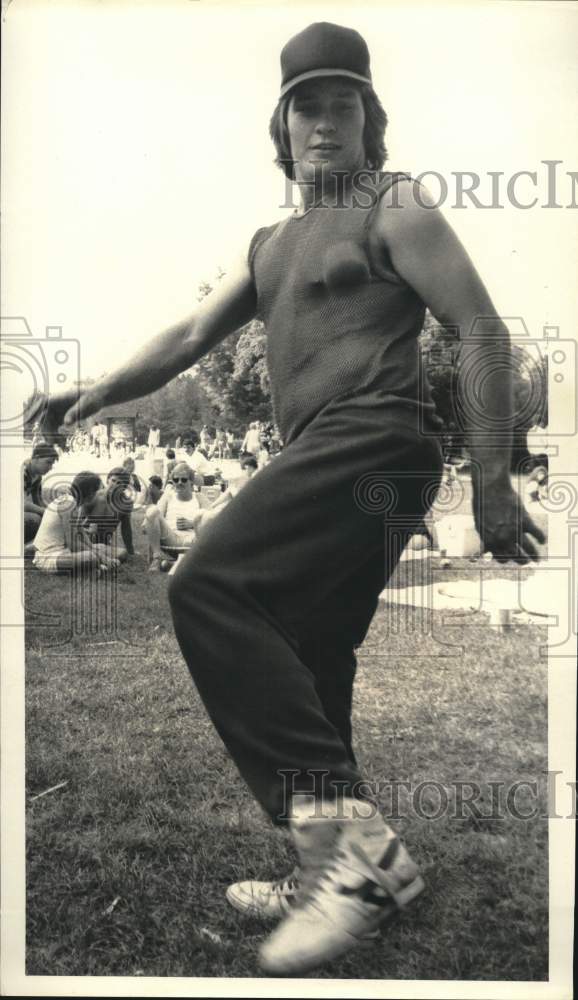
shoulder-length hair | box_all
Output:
[269,82,388,180]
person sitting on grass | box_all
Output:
[122,455,142,495]
[144,462,203,572]
[163,448,177,488]
[195,454,258,537]
[145,475,164,505]
[182,437,214,487]
[23,442,59,545]
[33,471,123,574]
[83,467,134,557]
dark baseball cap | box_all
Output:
[280,22,373,99]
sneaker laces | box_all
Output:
[296,838,406,914]
[269,867,300,895]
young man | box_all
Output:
[181,438,213,487]
[23,442,58,544]
[195,453,258,536]
[38,21,544,975]
[144,462,202,571]
[33,471,119,574]
[83,466,133,558]
[145,475,164,506]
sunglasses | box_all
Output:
[172,476,190,484]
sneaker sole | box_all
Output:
[226,886,382,943]
[225,884,294,919]
[258,873,425,974]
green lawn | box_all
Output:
[25,505,548,981]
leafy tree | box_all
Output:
[195,275,273,430]
[419,311,548,463]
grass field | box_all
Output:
[25,498,549,981]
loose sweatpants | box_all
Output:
[168,392,442,824]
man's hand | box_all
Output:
[29,386,104,440]
[92,543,120,569]
[176,516,198,531]
[24,501,46,517]
[474,483,546,564]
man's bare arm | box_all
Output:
[375,180,513,482]
[40,255,256,433]
[374,180,545,561]
[24,500,46,516]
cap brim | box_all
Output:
[280,68,373,98]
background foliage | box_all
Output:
[31,273,547,450]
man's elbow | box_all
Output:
[458,315,510,344]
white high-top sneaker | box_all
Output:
[226,815,338,921]
[226,867,301,919]
[258,796,425,976]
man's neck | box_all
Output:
[296,165,365,213]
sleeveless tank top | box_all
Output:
[248,171,440,445]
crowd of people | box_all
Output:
[23,420,546,577]
[25,18,549,978]
[22,435,262,575]
[47,417,283,470]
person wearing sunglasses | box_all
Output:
[143,462,203,571]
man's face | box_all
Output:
[184,445,194,455]
[34,455,56,476]
[148,482,162,504]
[287,78,366,187]
[82,487,102,514]
[172,467,193,499]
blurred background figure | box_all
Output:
[23,442,59,546]
[199,424,213,456]
[241,421,261,458]
[148,423,161,458]
[163,447,177,488]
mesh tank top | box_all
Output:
[248,171,440,445]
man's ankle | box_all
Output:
[291,794,378,823]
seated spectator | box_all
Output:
[33,471,124,574]
[122,455,143,505]
[145,475,164,506]
[23,443,58,544]
[163,448,177,488]
[182,438,215,487]
[196,454,258,535]
[86,467,135,556]
[144,463,203,572]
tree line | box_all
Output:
[28,271,547,452]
